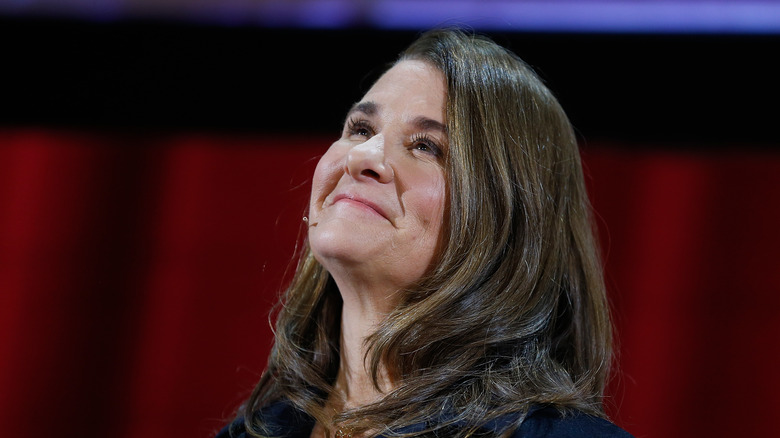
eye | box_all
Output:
[346,117,375,139]
[409,133,442,157]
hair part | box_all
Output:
[243,28,613,438]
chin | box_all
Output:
[309,221,382,267]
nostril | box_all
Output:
[361,169,381,180]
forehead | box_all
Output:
[359,60,446,123]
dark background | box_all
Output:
[4,17,779,144]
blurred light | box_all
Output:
[370,0,780,34]
[1,0,780,34]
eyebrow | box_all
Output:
[347,100,447,134]
[347,101,379,117]
[411,116,447,134]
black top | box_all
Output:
[216,401,633,438]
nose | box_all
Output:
[345,134,394,183]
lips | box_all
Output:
[332,193,389,220]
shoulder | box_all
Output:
[511,406,633,438]
[215,403,632,438]
[215,417,244,438]
[214,401,315,438]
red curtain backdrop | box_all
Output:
[1,128,778,438]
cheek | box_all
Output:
[310,145,344,212]
[412,173,447,233]
[421,176,447,266]
[428,182,446,232]
[399,175,446,280]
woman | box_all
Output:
[219,29,632,437]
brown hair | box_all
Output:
[242,29,612,437]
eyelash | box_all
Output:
[346,117,375,138]
[409,133,442,157]
[345,117,442,157]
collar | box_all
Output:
[238,400,542,438]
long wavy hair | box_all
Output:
[241,29,613,437]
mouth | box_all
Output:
[332,193,389,220]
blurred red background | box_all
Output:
[1,128,778,437]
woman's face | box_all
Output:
[308,60,447,290]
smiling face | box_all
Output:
[308,60,447,291]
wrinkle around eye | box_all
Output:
[408,134,446,162]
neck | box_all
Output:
[330,276,397,408]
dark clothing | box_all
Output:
[216,400,633,438]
